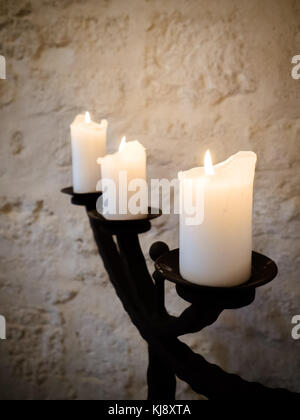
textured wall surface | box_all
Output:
[0,0,299,400]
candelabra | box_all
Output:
[62,187,300,400]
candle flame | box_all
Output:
[119,136,127,152]
[204,150,214,175]
[85,111,91,124]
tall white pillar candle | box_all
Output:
[98,137,147,220]
[71,112,107,194]
[178,151,257,287]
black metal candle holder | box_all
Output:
[62,187,300,400]
[153,247,277,308]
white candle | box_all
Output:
[71,112,107,194]
[98,137,147,220]
[178,151,257,287]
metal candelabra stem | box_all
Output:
[62,187,300,401]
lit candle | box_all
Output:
[97,137,147,220]
[70,112,107,194]
[178,151,257,287]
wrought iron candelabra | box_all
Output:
[62,187,300,400]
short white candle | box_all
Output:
[98,137,147,220]
[71,112,107,194]
[178,151,257,287]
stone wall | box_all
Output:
[0,0,299,399]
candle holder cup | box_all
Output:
[88,208,162,235]
[61,187,102,211]
[151,245,278,308]
[62,186,300,401]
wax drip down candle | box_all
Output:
[70,112,107,194]
[97,137,147,221]
[178,151,257,287]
